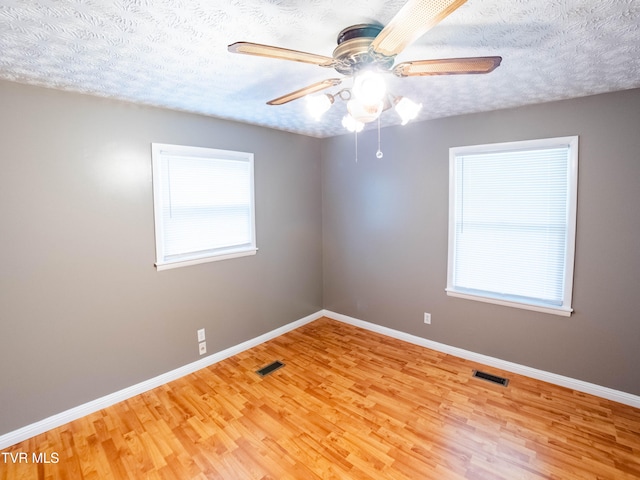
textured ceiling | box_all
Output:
[1,0,639,137]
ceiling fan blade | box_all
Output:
[228,42,335,67]
[393,56,502,77]
[267,78,342,106]
[370,0,468,57]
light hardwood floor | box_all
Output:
[2,317,640,479]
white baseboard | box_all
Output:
[3,308,638,450]
[0,310,323,450]
[321,309,640,409]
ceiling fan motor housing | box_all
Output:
[333,24,395,75]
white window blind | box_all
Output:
[152,144,256,270]
[447,136,578,316]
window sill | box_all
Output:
[156,248,257,271]
[445,289,573,317]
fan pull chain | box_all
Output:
[376,117,383,158]
[355,130,358,163]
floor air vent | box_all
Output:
[473,370,509,386]
[256,360,285,377]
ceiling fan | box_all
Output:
[228,0,501,129]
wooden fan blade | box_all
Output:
[393,56,502,77]
[370,0,468,57]
[267,78,342,106]
[228,42,335,67]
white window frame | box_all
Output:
[446,136,579,316]
[151,143,256,271]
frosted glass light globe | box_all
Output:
[352,71,387,106]
[395,96,422,125]
[342,114,364,132]
[306,94,333,120]
[347,99,383,124]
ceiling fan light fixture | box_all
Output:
[394,96,422,125]
[306,93,334,120]
[229,0,502,140]
[352,71,387,106]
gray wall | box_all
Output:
[322,88,640,396]
[2,80,639,438]
[0,80,323,435]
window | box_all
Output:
[151,143,256,270]
[447,136,578,316]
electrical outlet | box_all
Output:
[197,328,206,342]
[198,341,207,355]
[424,312,431,324]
